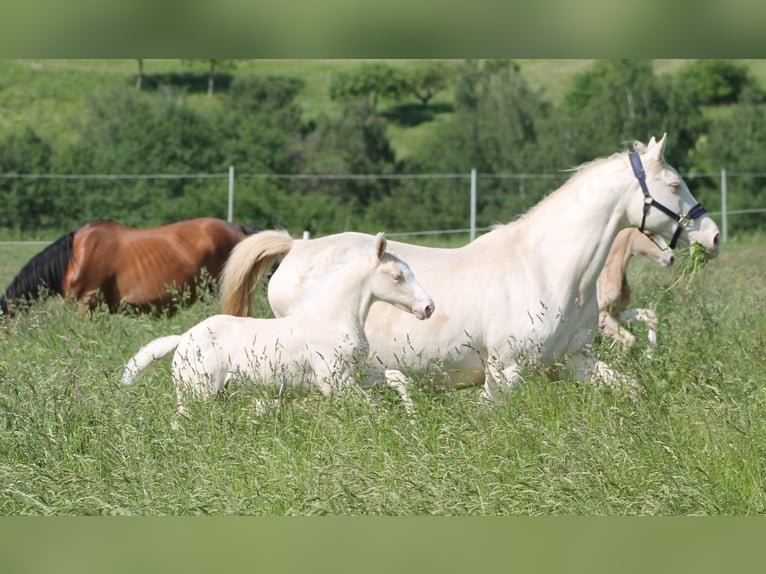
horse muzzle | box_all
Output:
[414,301,435,320]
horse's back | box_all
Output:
[66,218,248,310]
[270,232,478,317]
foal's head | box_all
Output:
[370,233,434,320]
[632,231,675,268]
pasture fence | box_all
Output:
[1,167,764,246]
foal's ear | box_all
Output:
[374,232,387,260]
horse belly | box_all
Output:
[119,263,196,307]
[364,304,486,389]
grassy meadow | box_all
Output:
[1,233,765,515]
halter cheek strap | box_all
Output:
[628,151,706,249]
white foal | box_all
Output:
[121,232,434,415]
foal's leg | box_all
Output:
[572,350,638,399]
[618,308,659,344]
[599,310,637,351]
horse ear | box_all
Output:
[645,133,668,164]
[375,232,387,260]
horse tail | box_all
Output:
[220,229,294,317]
[121,335,182,385]
[1,228,77,314]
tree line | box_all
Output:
[2,59,765,237]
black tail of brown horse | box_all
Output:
[0,228,78,315]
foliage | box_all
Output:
[301,101,397,217]
[0,128,55,231]
[413,60,557,223]
[677,60,764,106]
[406,61,452,107]
[329,62,409,110]
[689,90,766,232]
[1,59,766,236]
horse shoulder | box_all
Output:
[62,223,118,301]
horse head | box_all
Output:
[371,233,434,320]
[628,134,720,259]
[634,232,675,268]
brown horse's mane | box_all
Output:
[0,224,85,313]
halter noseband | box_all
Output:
[628,151,706,249]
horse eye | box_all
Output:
[391,272,402,282]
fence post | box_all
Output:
[227,165,234,222]
[470,168,477,242]
[721,168,727,243]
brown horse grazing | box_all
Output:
[1,218,260,316]
[597,228,675,351]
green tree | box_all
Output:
[690,87,766,231]
[329,63,408,111]
[411,60,554,225]
[0,128,55,231]
[407,61,452,107]
[555,59,706,167]
[302,101,397,215]
[215,75,306,173]
[677,60,763,106]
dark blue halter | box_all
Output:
[628,151,707,249]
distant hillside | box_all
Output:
[2,59,766,160]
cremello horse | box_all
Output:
[220,135,720,401]
[598,228,675,351]
[122,233,434,414]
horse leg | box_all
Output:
[599,310,637,351]
[618,308,659,344]
[361,368,415,415]
[480,359,523,403]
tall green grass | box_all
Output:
[1,238,765,515]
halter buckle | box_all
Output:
[644,196,653,205]
[678,215,691,229]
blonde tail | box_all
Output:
[219,229,294,316]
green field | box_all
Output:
[1,234,764,515]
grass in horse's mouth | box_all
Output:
[671,243,710,289]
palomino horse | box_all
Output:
[220,134,720,401]
[598,228,675,351]
[122,232,434,415]
[0,217,260,316]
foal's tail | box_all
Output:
[219,229,294,317]
[121,335,182,385]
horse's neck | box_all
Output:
[518,159,633,299]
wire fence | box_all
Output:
[1,168,764,245]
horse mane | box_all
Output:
[481,147,637,238]
[1,226,81,309]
